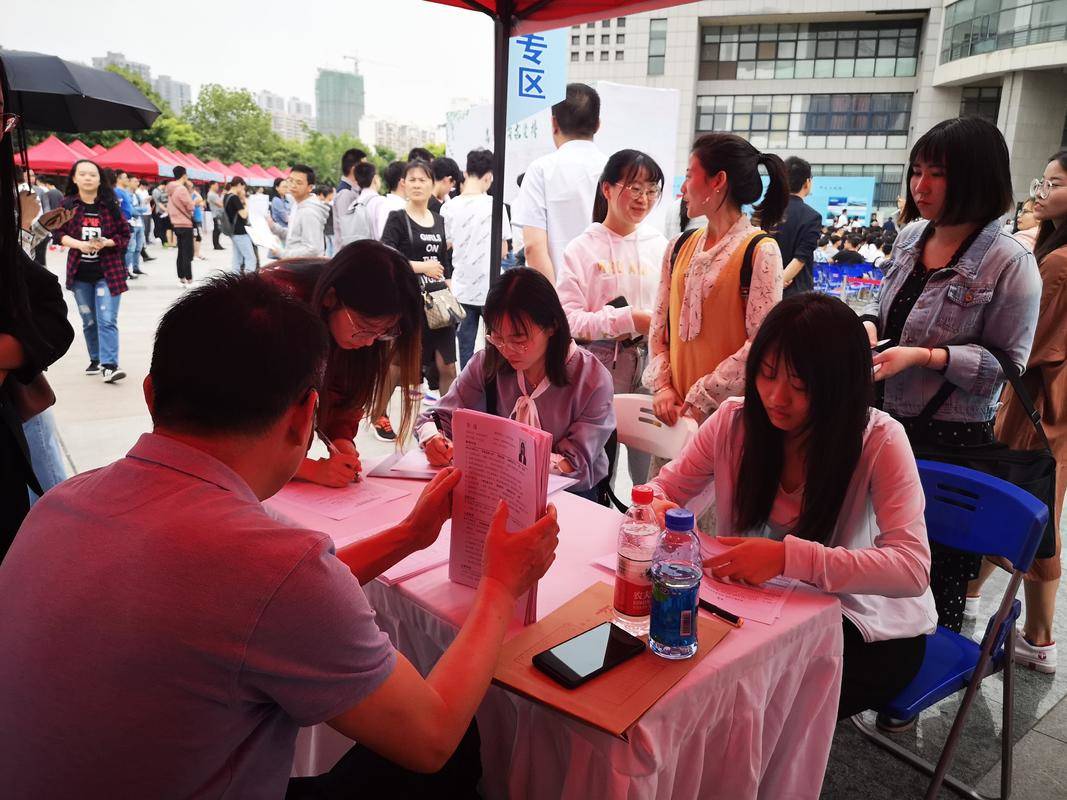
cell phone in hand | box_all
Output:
[532,622,645,689]
[606,295,629,309]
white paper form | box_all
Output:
[449,409,552,624]
[273,480,410,521]
[372,449,579,497]
[379,526,452,586]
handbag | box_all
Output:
[908,347,1058,560]
[403,213,466,330]
[5,373,57,423]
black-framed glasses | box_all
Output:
[1,113,20,140]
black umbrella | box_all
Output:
[1,49,160,133]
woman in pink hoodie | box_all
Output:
[557,150,667,484]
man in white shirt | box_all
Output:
[373,161,408,241]
[441,148,511,368]
[282,165,330,258]
[510,83,607,285]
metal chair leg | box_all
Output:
[1001,623,1015,800]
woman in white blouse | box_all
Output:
[650,293,937,719]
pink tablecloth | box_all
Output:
[268,474,844,800]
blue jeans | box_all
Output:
[231,233,255,273]
[458,304,482,369]
[23,409,67,505]
[126,225,145,272]
[72,279,121,366]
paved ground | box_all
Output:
[41,238,1067,799]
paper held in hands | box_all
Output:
[449,409,553,626]
[370,448,579,495]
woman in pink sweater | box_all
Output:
[649,293,937,720]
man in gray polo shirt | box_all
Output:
[0,275,559,798]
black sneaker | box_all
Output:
[85,361,100,375]
[142,253,155,261]
[372,415,397,442]
[100,365,127,384]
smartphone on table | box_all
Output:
[532,621,646,689]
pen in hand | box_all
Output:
[316,425,360,483]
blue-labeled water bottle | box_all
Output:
[649,508,702,660]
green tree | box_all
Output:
[426,142,446,159]
[297,131,378,188]
[184,84,280,165]
[373,145,398,164]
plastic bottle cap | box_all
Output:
[631,485,654,505]
[665,508,695,532]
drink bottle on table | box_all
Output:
[650,508,701,660]
[613,485,659,637]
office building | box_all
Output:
[359,116,440,155]
[92,52,151,83]
[256,91,316,142]
[152,74,193,114]
[315,66,365,137]
[567,2,1067,216]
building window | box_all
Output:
[695,93,913,151]
[601,51,610,61]
[585,51,594,62]
[616,50,625,60]
[617,17,627,28]
[699,20,921,81]
[586,35,594,45]
[960,86,1002,124]
[602,34,610,45]
[942,0,1067,64]
[649,18,668,75]
[571,51,579,62]
[602,19,611,27]
[586,22,595,28]
[810,163,906,206]
[571,35,579,45]
[617,34,625,44]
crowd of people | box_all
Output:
[1,64,1066,798]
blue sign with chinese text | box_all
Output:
[507,28,568,127]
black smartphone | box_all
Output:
[606,295,629,309]
[532,622,646,689]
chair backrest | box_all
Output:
[612,394,699,461]
[917,460,1049,572]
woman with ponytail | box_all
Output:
[0,61,75,559]
[557,149,667,484]
[644,133,787,432]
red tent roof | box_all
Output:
[247,164,274,180]
[204,160,232,178]
[15,135,79,173]
[179,152,224,182]
[139,141,176,167]
[266,166,286,179]
[91,144,107,155]
[227,162,254,179]
[68,139,97,159]
[423,0,684,33]
[96,138,165,179]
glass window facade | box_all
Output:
[696,93,913,150]
[649,18,668,75]
[810,163,907,206]
[699,21,922,80]
[960,86,1002,123]
[942,0,1067,62]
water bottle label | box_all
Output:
[613,554,652,617]
[650,580,699,648]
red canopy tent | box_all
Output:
[139,141,178,177]
[91,144,107,155]
[266,166,286,179]
[96,138,166,179]
[14,134,79,174]
[67,139,97,159]
[248,164,275,182]
[179,152,224,183]
[423,0,684,283]
[204,160,233,180]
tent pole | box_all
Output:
[489,3,513,288]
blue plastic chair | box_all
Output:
[852,460,1049,800]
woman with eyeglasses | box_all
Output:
[644,134,787,433]
[1013,197,1039,252]
[968,151,1067,674]
[859,117,1041,642]
[260,242,422,488]
[557,149,667,486]
[416,267,615,501]
[0,62,76,559]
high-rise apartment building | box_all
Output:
[567,2,1067,215]
[315,66,365,137]
[152,74,193,114]
[92,52,151,83]
[255,91,315,141]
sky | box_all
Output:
[2,0,496,128]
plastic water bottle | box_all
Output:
[649,508,702,660]
[612,485,659,636]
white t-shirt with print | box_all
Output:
[441,193,512,306]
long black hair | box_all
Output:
[63,159,120,215]
[690,133,790,230]
[592,149,664,223]
[0,59,34,336]
[734,293,873,543]
[1035,149,1067,263]
[483,267,572,387]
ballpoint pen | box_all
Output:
[315,424,360,483]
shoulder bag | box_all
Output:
[404,213,466,330]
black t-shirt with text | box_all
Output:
[74,203,104,284]
[381,209,452,281]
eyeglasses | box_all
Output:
[1030,178,1064,201]
[1,113,20,140]
[485,332,532,354]
[343,308,399,342]
[614,182,662,202]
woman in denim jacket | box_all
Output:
[860,118,1041,633]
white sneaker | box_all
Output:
[1015,632,1056,674]
[964,594,981,621]
[100,366,127,384]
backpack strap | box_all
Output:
[739,232,772,304]
[669,227,699,276]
